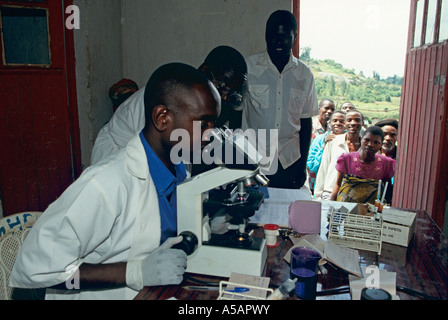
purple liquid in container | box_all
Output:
[291,267,317,300]
[290,247,321,300]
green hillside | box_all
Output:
[300,48,402,124]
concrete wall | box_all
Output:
[121,0,291,86]
[73,0,123,168]
[73,0,291,168]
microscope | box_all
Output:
[175,127,269,278]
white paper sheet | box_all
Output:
[249,187,312,226]
[349,267,399,300]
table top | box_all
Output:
[134,207,447,301]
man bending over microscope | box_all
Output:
[9,63,221,300]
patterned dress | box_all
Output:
[335,152,395,180]
[335,152,396,204]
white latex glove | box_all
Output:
[126,236,187,290]
[210,213,231,234]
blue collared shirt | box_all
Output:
[139,132,187,244]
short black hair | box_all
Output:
[330,110,346,120]
[143,62,210,126]
[347,109,364,122]
[363,125,385,140]
[340,101,355,110]
[319,99,335,108]
[266,10,297,35]
[375,118,399,130]
[204,46,247,77]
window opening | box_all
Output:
[413,0,425,47]
[0,6,50,66]
[439,0,448,41]
[425,0,438,44]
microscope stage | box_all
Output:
[204,232,264,251]
[185,237,267,278]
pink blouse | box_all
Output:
[335,152,396,180]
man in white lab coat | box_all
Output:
[9,63,221,300]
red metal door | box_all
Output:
[0,0,80,216]
[394,0,448,229]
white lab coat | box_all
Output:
[90,88,146,166]
[9,135,161,300]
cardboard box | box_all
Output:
[381,207,416,247]
[346,203,371,215]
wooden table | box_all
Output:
[135,208,447,300]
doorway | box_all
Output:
[0,0,81,216]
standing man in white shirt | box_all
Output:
[241,10,319,189]
[314,109,363,200]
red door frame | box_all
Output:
[63,0,82,179]
[293,0,300,58]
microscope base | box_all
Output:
[185,238,267,278]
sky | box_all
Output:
[300,0,411,78]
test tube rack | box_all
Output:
[328,207,383,254]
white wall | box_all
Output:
[73,0,123,168]
[73,0,291,167]
[121,0,291,86]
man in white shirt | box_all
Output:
[90,46,247,166]
[312,99,335,139]
[241,10,319,189]
[9,63,221,300]
[314,110,363,199]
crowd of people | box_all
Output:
[308,99,398,204]
[9,10,398,300]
